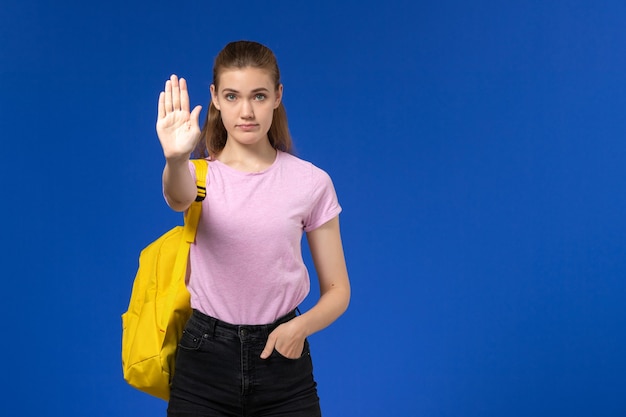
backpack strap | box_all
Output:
[183,159,209,243]
[191,159,208,202]
[162,159,208,329]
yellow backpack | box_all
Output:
[121,159,208,401]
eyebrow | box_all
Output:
[221,87,271,93]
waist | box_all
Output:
[188,308,297,340]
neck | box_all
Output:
[217,139,277,173]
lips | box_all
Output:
[237,124,259,131]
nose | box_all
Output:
[241,99,254,119]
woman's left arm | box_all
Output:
[260,216,351,359]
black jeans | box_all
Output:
[167,309,321,417]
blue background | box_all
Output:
[2,1,625,416]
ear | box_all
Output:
[274,84,283,109]
[210,84,221,111]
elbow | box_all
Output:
[164,193,194,212]
[341,284,351,314]
[331,281,351,316]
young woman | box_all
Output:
[156,40,350,417]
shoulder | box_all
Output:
[278,151,332,181]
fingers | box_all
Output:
[260,333,276,359]
[157,91,165,119]
[171,74,181,111]
[260,325,305,360]
[164,78,173,113]
[180,77,190,112]
[159,74,192,116]
[190,105,202,124]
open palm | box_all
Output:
[156,74,202,159]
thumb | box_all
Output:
[260,333,276,359]
[190,105,202,125]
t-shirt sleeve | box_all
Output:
[303,167,342,231]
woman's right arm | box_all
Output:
[162,157,196,212]
[156,74,203,212]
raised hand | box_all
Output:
[156,74,203,160]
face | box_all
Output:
[210,67,283,149]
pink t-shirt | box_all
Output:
[184,151,342,325]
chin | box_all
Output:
[230,132,269,144]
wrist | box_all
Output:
[164,153,191,166]
[292,314,313,339]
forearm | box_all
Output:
[162,155,196,212]
[298,216,351,337]
[298,282,351,338]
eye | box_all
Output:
[254,94,267,101]
[225,93,236,101]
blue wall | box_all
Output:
[2,1,625,415]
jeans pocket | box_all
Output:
[271,339,310,361]
[178,329,204,351]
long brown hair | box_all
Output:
[195,41,293,158]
